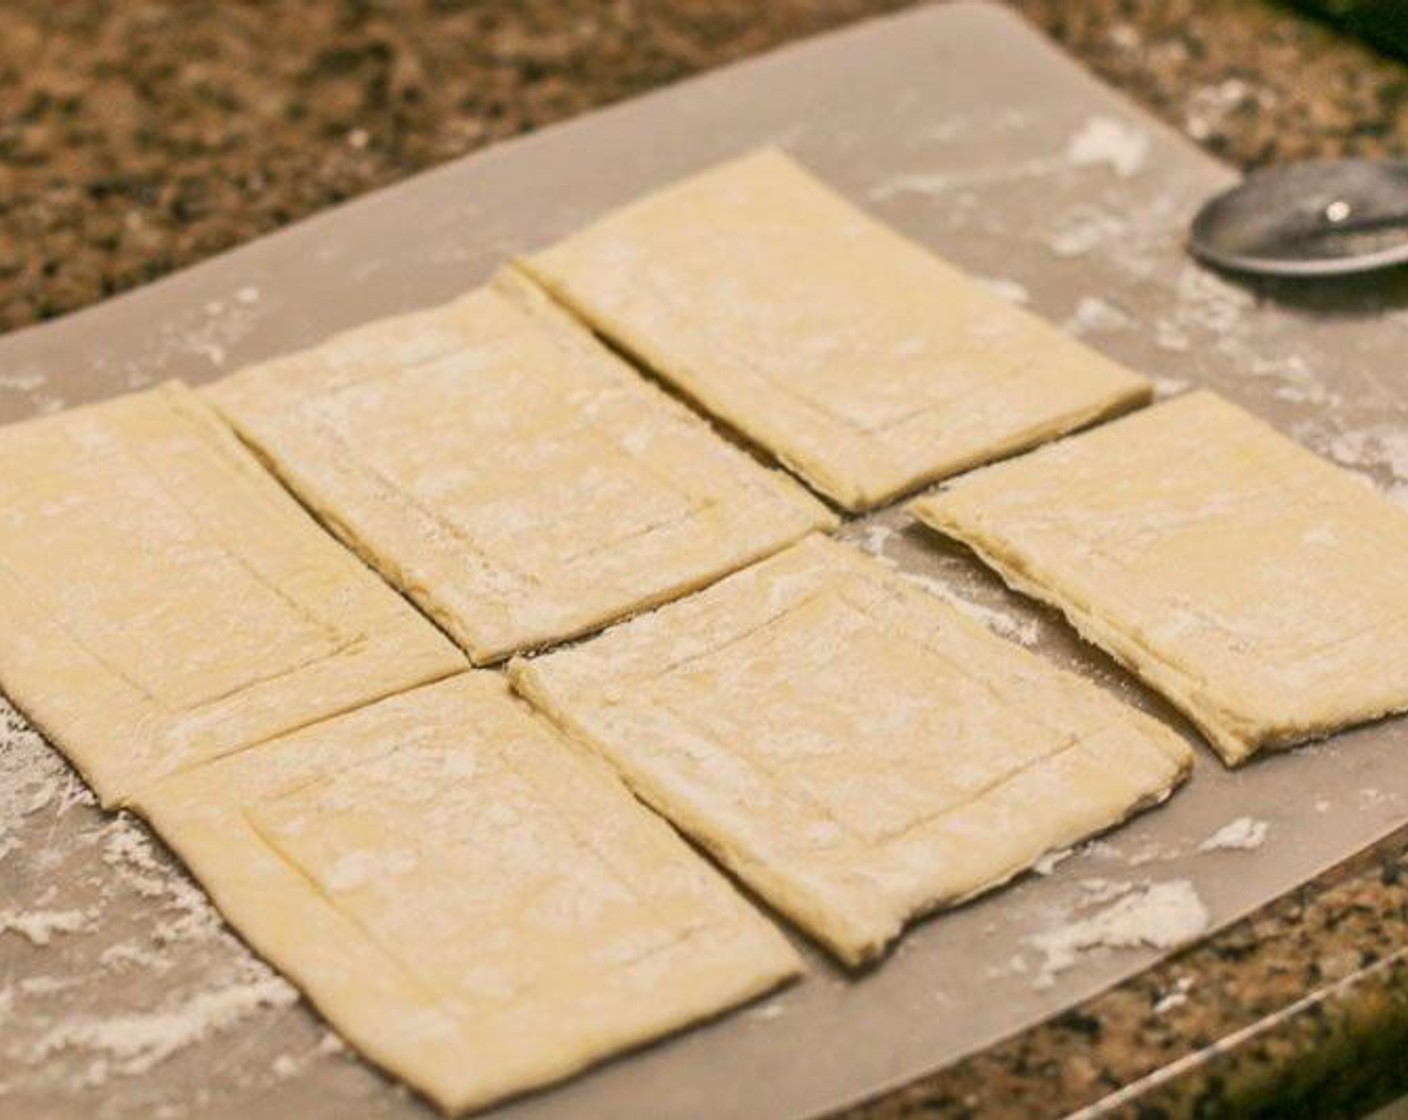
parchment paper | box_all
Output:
[2,4,1407,1118]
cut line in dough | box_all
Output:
[134,674,800,1115]
[208,268,834,665]
[910,390,1408,764]
[522,148,1151,511]
[0,382,464,807]
[510,535,1193,966]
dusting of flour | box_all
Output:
[979,277,1030,305]
[1064,295,1134,336]
[32,973,296,1081]
[1029,880,1210,988]
[899,568,1042,647]
[0,698,309,1106]
[848,520,1041,647]
[1198,817,1269,853]
[0,906,94,947]
[1153,975,1195,1014]
[1064,115,1149,178]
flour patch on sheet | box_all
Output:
[1029,880,1210,988]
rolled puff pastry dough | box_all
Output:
[133,674,799,1115]
[911,391,1408,764]
[0,382,463,807]
[510,536,1192,966]
[207,268,834,665]
[522,149,1150,511]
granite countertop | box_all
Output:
[3,1,1408,1116]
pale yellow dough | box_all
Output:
[134,674,799,1115]
[522,149,1150,511]
[510,536,1192,966]
[911,391,1408,765]
[208,268,833,664]
[0,382,463,806]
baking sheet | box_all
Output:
[2,3,1408,1117]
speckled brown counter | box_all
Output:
[4,1,1408,1116]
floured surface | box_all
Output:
[524,149,1149,511]
[912,392,1408,764]
[134,675,799,1114]
[209,270,831,664]
[512,536,1192,966]
[3,4,1408,1118]
[0,696,320,1117]
[1027,880,1210,987]
[0,382,462,807]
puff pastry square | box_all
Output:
[523,149,1150,511]
[208,269,833,664]
[511,536,1192,965]
[135,674,799,1115]
[911,391,1408,764]
[0,382,463,806]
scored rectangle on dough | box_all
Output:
[522,148,1151,512]
[207,267,834,665]
[133,673,800,1115]
[510,535,1193,966]
[0,382,464,807]
[910,390,1408,765]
